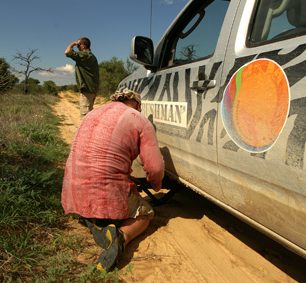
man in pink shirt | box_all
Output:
[61,88,164,272]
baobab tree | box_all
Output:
[13,49,52,94]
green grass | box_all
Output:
[0,93,123,282]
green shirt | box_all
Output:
[66,50,99,93]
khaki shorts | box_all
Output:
[82,193,154,227]
[80,92,96,116]
[128,192,154,218]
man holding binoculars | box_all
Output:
[65,37,99,117]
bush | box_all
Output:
[43,80,58,95]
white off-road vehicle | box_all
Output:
[119,0,306,259]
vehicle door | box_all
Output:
[217,0,306,255]
[130,0,235,200]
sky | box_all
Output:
[1,0,189,86]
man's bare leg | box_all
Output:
[119,215,151,247]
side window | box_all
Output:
[249,0,306,44]
[162,0,229,67]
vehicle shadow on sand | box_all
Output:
[117,182,208,269]
[118,178,306,282]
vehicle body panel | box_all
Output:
[119,0,306,258]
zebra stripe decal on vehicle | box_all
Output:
[120,44,306,169]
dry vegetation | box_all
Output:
[0,93,122,282]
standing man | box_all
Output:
[61,88,165,272]
[65,37,99,116]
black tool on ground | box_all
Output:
[130,176,179,206]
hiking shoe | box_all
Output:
[83,219,111,249]
[96,225,125,272]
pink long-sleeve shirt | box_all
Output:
[61,101,164,219]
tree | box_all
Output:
[179,44,198,61]
[13,49,52,94]
[43,80,58,95]
[0,58,18,94]
[18,77,42,94]
[58,84,78,92]
[99,57,129,96]
[125,58,138,75]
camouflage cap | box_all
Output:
[110,88,141,104]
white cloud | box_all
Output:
[36,64,75,85]
[162,0,188,5]
[39,64,74,77]
[56,64,75,74]
[162,0,175,5]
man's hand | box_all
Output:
[153,187,164,192]
[64,40,79,55]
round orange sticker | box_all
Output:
[221,59,290,153]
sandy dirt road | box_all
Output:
[53,91,306,283]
